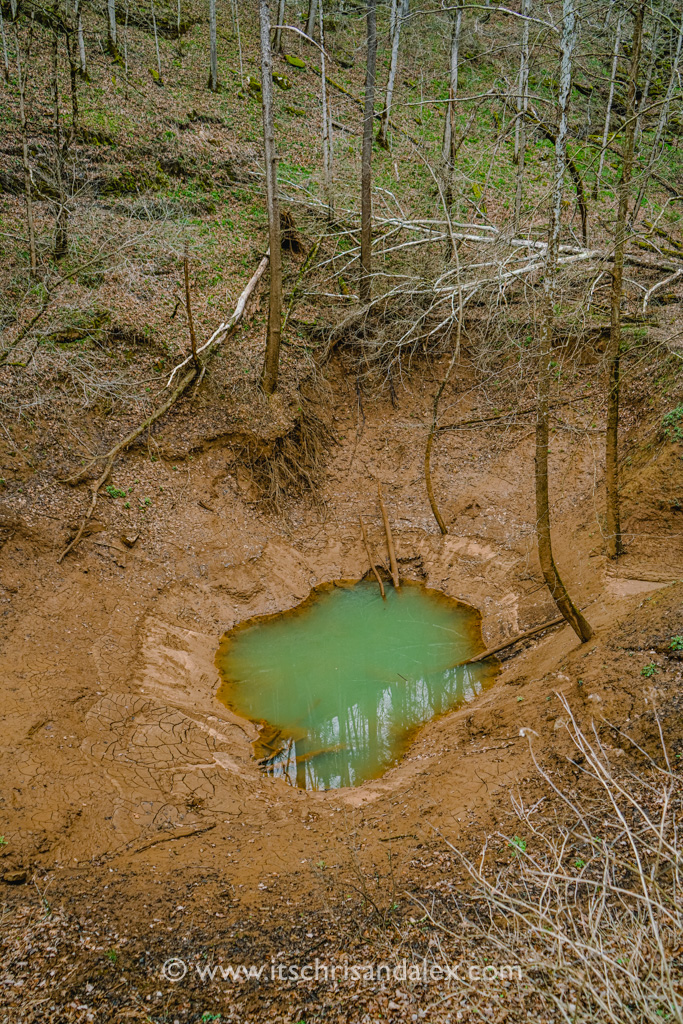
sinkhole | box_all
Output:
[216,580,497,791]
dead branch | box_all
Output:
[167,253,269,387]
[642,268,683,312]
[377,482,400,589]
[58,255,270,562]
[57,366,197,562]
[359,514,385,598]
[458,613,567,666]
[127,823,216,855]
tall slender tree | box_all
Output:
[513,0,530,233]
[442,0,462,165]
[52,21,68,259]
[150,0,163,83]
[319,0,333,219]
[208,0,218,89]
[605,0,644,559]
[595,10,623,197]
[259,0,283,394]
[535,0,592,642]
[76,0,86,75]
[273,0,285,52]
[360,0,377,304]
[0,6,10,81]
[65,10,80,131]
[107,0,117,55]
[305,0,317,39]
[15,24,37,276]
[378,0,407,149]
[634,13,659,148]
[631,8,683,225]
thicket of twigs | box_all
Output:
[408,696,683,1023]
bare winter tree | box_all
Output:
[319,0,333,219]
[273,0,285,52]
[378,0,407,149]
[0,5,10,81]
[634,14,660,148]
[535,0,592,642]
[605,0,644,559]
[51,20,68,259]
[631,7,683,226]
[76,0,87,76]
[360,0,377,304]
[107,0,117,55]
[64,9,80,132]
[15,23,37,275]
[208,0,218,89]
[594,8,623,197]
[150,0,163,83]
[442,0,462,166]
[259,0,283,394]
[306,0,317,39]
[513,0,530,232]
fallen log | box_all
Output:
[457,614,567,666]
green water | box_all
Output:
[216,581,496,791]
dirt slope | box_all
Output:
[1,351,681,1021]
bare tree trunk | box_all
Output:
[305,0,317,39]
[123,0,129,93]
[183,242,200,369]
[360,0,377,305]
[150,0,162,83]
[536,0,592,643]
[594,11,622,197]
[0,7,10,81]
[513,0,530,232]
[77,6,87,74]
[378,0,406,149]
[319,0,333,220]
[15,25,37,276]
[442,1,462,164]
[66,10,80,136]
[273,0,285,52]
[107,0,117,55]
[631,9,683,225]
[635,16,659,148]
[52,24,68,259]
[605,0,644,560]
[208,0,217,89]
[231,0,243,84]
[259,0,283,395]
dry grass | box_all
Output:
[414,695,683,1023]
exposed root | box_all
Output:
[241,396,332,511]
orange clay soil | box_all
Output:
[0,356,681,1022]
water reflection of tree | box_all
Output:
[270,664,489,791]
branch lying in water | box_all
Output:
[458,613,567,666]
